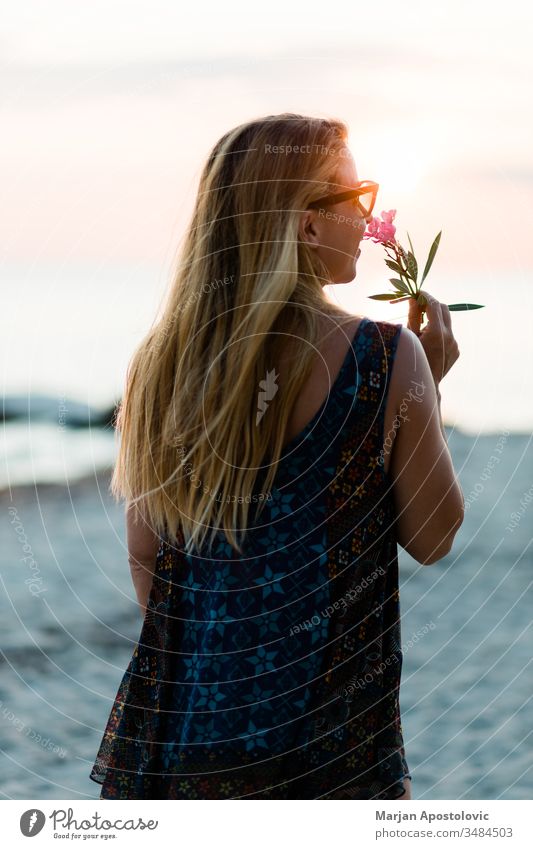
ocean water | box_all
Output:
[1,263,533,434]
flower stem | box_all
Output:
[386,241,417,297]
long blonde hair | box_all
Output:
[111,113,355,554]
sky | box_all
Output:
[1,0,532,433]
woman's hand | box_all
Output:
[407,292,460,385]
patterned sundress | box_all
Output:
[90,316,412,799]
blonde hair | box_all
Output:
[111,112,355,554]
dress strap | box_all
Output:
[343,318,403,475]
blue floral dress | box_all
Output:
[90,317,412,799]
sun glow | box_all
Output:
[353,125,438,200]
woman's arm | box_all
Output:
[387,327,464,565]
[125,500,161,613]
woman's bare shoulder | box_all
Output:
[319,311,365,350]
[388,325,428,395]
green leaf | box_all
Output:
[420,230,442,284]
[406,250,418,284]
[447,303,485,310]
[385,259,403,274]
[389,277,411,294]
[368,293,406,301]
[407,231,416,259]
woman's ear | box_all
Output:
[298,210,321,249]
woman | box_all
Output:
[90,113,464,799]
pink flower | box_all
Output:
[363,216,381,241]
[378,221,396,242]
[363,209,397,245]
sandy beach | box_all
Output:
[0,426,531,799]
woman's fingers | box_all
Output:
[405,292,452,348]
[420,291,443,331]
[407,296,423,335]
[412,291,460,383]
[440,301,452,331]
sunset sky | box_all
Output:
[2,0,532,432]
